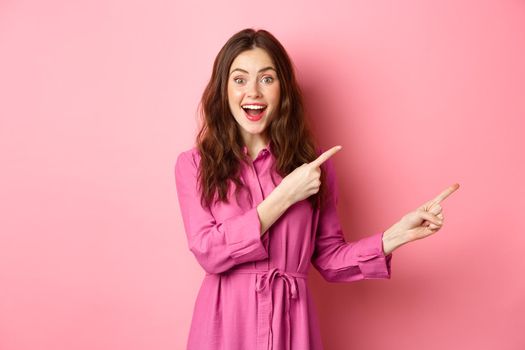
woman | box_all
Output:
[174,28,459,350]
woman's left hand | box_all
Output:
[382,183,460,255]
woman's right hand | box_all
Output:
[276,145,343,206]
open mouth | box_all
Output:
[241,105,267,120]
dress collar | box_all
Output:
[242,139,273,158]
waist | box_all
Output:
[208,266,309,279]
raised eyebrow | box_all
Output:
[229,66,276,76]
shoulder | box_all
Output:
[175,146,201,176]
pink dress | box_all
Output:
[174,140,393,350]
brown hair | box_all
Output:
[195,28,327,211]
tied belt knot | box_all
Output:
[227,267,308,350]
[255,267,300,299]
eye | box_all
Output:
[261,76,274,84]
[233,77,245,84]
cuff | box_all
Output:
[224,207,268,264]
[356,232,392,279]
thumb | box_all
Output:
[418,210,442,226]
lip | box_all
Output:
[241,102,267,107]
[243,106,266,121]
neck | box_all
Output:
[243,138,271,160]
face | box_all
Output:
[227,47,280,144]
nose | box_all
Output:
[246,78,262,98]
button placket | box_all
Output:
[250,157,270,271]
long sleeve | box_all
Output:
[174,150,268,274]
[311,150,392,282]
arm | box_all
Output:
[311,151,392,282]
[174,150,268,274]
[257,184,293,237]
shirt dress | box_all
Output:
[174,140,393,350]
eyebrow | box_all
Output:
[229,66,276,76]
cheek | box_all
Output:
[268,84,280,100]
[228,83,241,95]
[227,89,241,108]
[270,89,280,105]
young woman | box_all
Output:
[175,27,459,350]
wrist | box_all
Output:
[274,185,294,209]
[382,223,407,255]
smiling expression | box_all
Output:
[227,47,281,143]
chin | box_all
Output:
[245,127,267,135]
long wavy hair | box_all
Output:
[196,28,327,211]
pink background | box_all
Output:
[1,0,524,349]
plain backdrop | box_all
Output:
[1,0,524,349]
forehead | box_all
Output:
[230,47,275,73]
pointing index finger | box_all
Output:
[431,183,460,204]
[310,145,342,168]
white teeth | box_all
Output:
[242,105,266,110]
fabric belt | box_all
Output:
[226,267,308,350]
